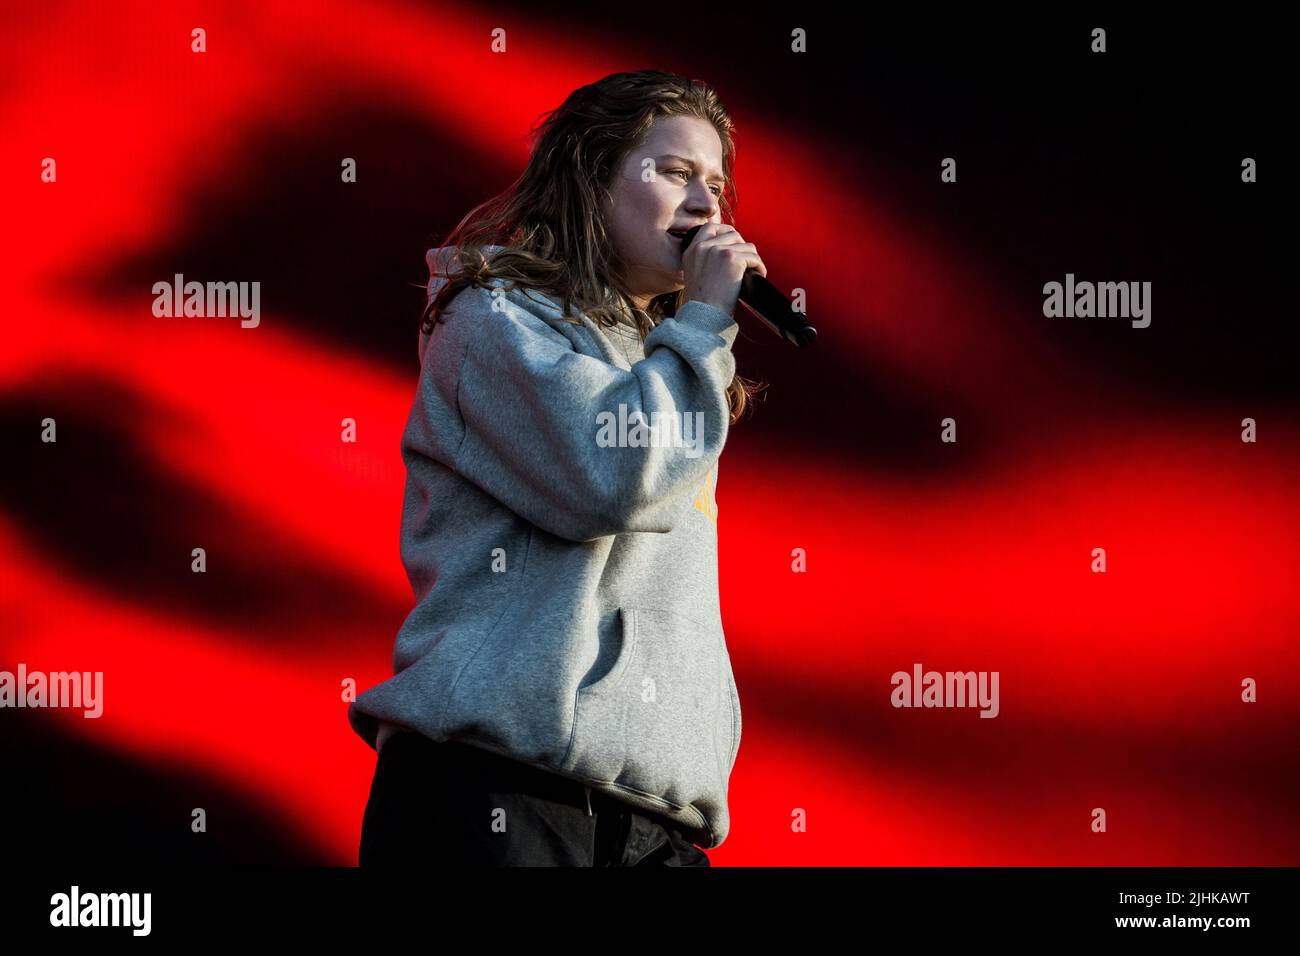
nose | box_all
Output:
[685,182,719,219]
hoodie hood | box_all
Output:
[420,245,508,362]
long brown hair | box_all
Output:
[419,69,767,425]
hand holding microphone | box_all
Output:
[679,223,817,348]
[680,223,765,317]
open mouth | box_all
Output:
[666,229,688,241]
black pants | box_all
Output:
[359,730,711,867]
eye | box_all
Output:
[667,168,723,198]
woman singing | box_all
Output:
[351,69,766,866]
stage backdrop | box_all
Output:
[2,2,1295,865]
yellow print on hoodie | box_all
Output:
[693,468,718,524]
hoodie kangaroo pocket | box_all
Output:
[563,607,728,809]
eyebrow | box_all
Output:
[655,154,726,183]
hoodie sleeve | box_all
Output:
[421,282,739,543]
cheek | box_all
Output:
[610,182,673,259]
[630,179,672,220]
[622,198,659,248]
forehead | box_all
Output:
[639,116,724,178]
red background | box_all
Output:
[2,2,1296,865]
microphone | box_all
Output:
[679,224,817,348]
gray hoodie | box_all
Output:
[347,246,743,848]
